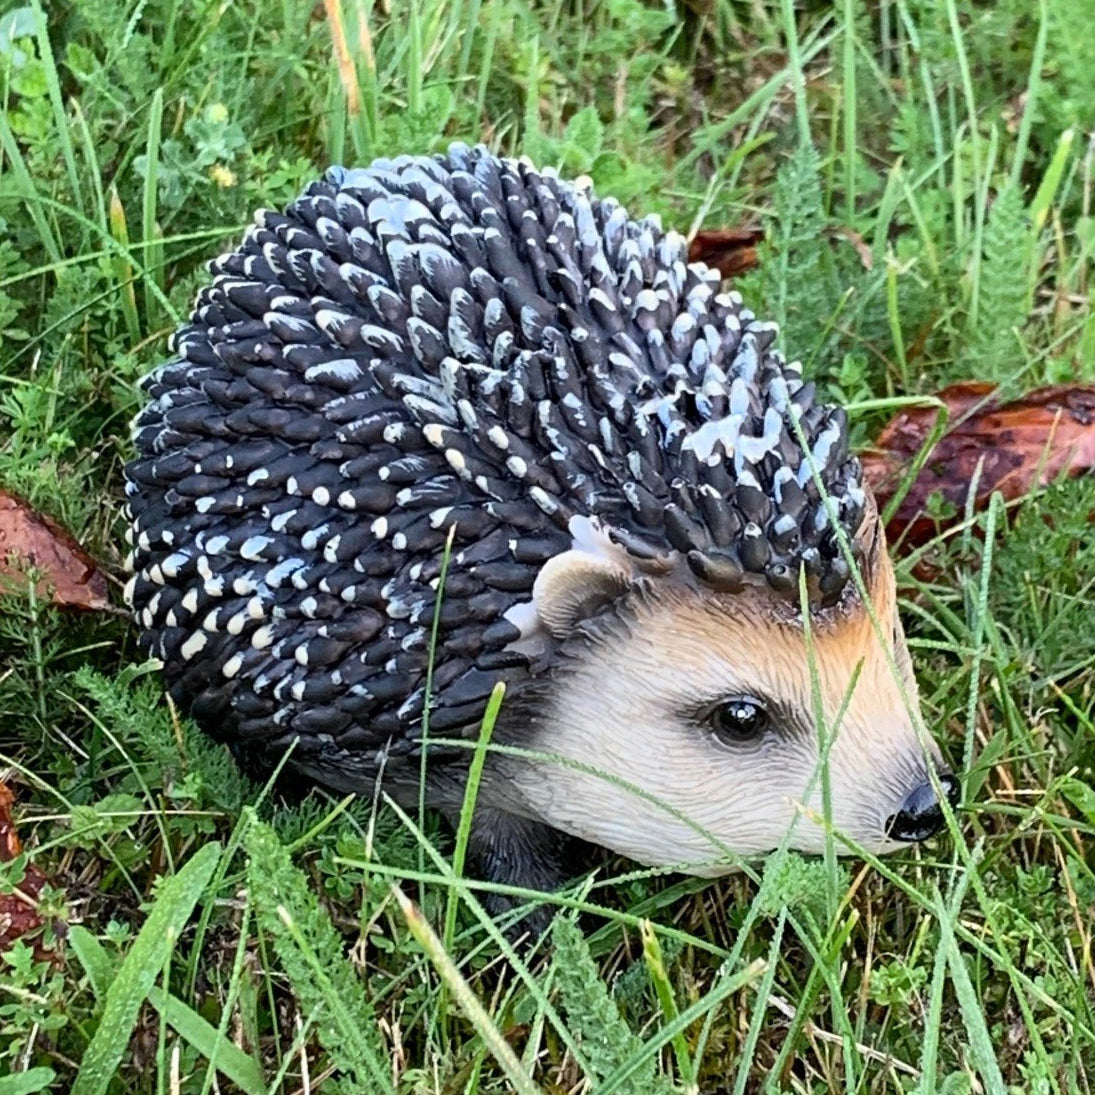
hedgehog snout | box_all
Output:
[885,772,960,843]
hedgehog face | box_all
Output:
[507,520,953,872]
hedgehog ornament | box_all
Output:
[125,144,958,921]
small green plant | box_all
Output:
[0,937,68,1077]
[73,666,256,816]
[551,916,676,1095]
[244,815,393,1094]
[962,183,1035,384]
[989,476,1095,701]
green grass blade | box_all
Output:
[1030,127,1076,233]
[1009,0,1049,190]
[146,987,266,1095]
[378,794,595,1076]
[962,491,1001,775]
[420,524,456,887]
[197,901,259,1095]
[142,86,164,322]
[0,107,62,266]
[879,397,949,527]
[937,892,1007,1094]
[475,0,503,128]
[437,679,503,1045]
[31,0,82,216]
[522,32,539,150]
[69,98,108,237]
[324,0,370,161]
[68,924,116,1001]
[885,250,907,390]
[108,185,141,345]
[730,916,785,1095]
[70,843,222,1095]
[455,0,482,82]
[355,0,380,150]
[779,0,812,148]
[406,0,423,117]
[443,679,504,951]
[841,0,857,222]
[393,884,542,1095]
[917,856,977,1095]
[640,918,695,1089]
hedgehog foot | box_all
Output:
[469,807,579,944]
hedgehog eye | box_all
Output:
[709,696,768,744]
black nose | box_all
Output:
[886,774,960,842]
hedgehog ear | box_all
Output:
[853,487,893,599]
[532,550,633,639]
[854,488,885,581]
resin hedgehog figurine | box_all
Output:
[125,144,957,916]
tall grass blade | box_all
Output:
[640,919,695,1089]
[730,916,785,1095]
[393,884,542,1095]
[31,0,82,216]
[70,843,222,1095]
[1030,127,1076,232]
[937,892,1007,1094]
[324,0,367,160]
[842,0,858,222]
[443,680,505,951]
[0,108,62,267]
[142,87,164,322]
[420,523,456,886]
[406,0,423,117]
[70,99,107,236]
[108,186,141,345]
[779,0,812,147]
[354,0,379,150]
[146,987,266,1095]
[1009,0,1049,189]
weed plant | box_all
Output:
[2,0,1094,1091]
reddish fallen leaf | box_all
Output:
[690,224,874,278]
[0,781,52,955]
[0,782,24,861]
[688,227,763,279]
[0,490,110,610]
[862,383,1095,546]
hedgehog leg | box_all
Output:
[468,807,580,942]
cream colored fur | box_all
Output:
[506,503,944,871]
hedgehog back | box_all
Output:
[124,144,863,781]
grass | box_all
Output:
[2,0,1095,1091]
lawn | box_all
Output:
[2,0,1095,1092]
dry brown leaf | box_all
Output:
[830,226,874,270]
[0,781,24,861]
[0,781,52,954]
[0,490,110,610]
[862,383,1095,546]
[688,227,763,279]
[690,225,874,278]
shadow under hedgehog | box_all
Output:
[124,144,959,926]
